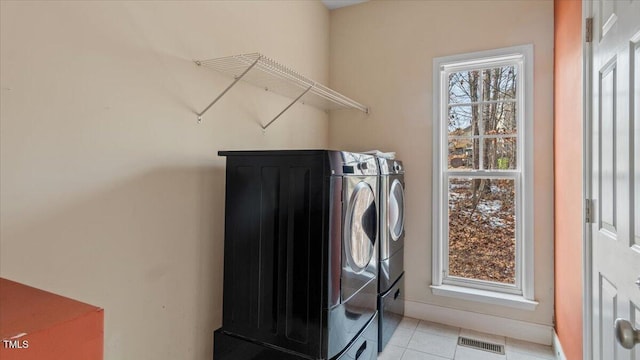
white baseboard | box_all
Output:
[405,300,553,346]
[552,331,567,360]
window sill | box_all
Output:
[430,284,538,311]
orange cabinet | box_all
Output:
[0,278,103,360]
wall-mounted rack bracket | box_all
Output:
[195,57,259,123]
[260,85,313,130]
[194,53,368,129]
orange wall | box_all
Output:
[554,1,583,359]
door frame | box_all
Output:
[582,1,593,359]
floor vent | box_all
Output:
[457,336,505,355]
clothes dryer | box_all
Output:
[376,157,405,352]
[214,150,379,360]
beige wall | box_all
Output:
[0,1,329,359]
[329,1,555,325]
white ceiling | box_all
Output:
[321,0,368,10]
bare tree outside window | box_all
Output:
[446,66,518,284]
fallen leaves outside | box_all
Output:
[448,178,516,284]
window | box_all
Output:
[432,45,536,309]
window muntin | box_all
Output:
[433,46,532,298]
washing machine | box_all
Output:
[214,150,378,360]
[376,157,405,352]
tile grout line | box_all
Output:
[452,327,460,360]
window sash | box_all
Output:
[442,173,523,294]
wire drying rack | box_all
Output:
[195,53,368,129]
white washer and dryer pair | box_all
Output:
[376,157,406,353]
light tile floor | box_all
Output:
[378,317,556,360]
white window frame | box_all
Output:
[431,45,537,310]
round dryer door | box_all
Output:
[346,182,377,273]
[389,179,405,241]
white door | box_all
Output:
[589,0,640,359]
